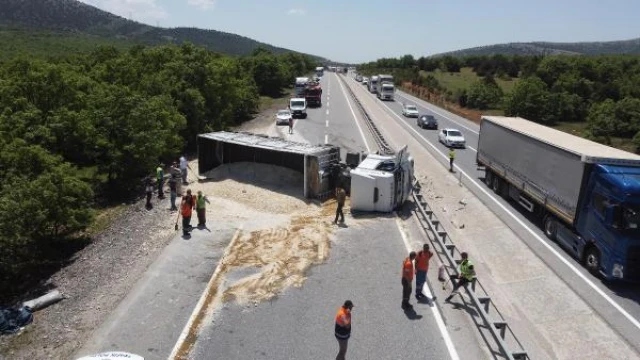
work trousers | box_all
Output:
[181,168,188,184]
[334,203,345,223]
[416,270,427,297]
[182,216,191,235]
[146,192,153,209]
[448,276,471,298]
[170,191,177,210]
[449,158,454,172]
[402,277,412,307]
[157,179,164,198]
[197,208,206,226]
[335,338,348,360]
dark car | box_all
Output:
[417,115,438,129]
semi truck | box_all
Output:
[477,116,640,281]
[368,76,379,94]
[315,66,324,77]
[375,74,394,94]
[294,77,309,96]
[349,146,414,212]
[304,82,322,107]
[377,83,395,101]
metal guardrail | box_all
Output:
[412,184,529,360]
[338,72,530,359]
[337,74,394,155]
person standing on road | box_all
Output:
[156,163,165,199]
[335,300,353,360]
[415,244,433,300]
[402,251,417,309]
[196,190,210,227]
[180,189,195,236]
[144,176,154,210]
[288,116,294,134]
[168,175,178,211]
[445,252,476,302]
[449,148,456,172]
[179,155,189,185]
[170,161,182,195]
[334,186,346,224]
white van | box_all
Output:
[289,98,307,119]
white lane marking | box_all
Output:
[325,134,328,144]
[326,119,329,127]
[377,99,640,331]
[395,92,479,135]
[169,227,244,359]
[326,109,330,116]
[395,217,460,360]
[336,73,372,152]
[468,145,477,152]
[327,101,330,107]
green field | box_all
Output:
[552,122,636,153]
[419,67,519,94]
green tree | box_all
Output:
[504,76,554,123]
[587,99,617,144]
[467,79,503,110]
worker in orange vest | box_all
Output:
[415,244,433,301]
[180,189,195,236]
[334,300,353,360]
[402,251,417,309]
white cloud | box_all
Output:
[79,0,168,22]
[187,0,216,10]
[287,8,306,15]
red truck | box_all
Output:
[304,82,322,107]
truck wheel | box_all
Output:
[584,246,601,274]
[543,216,557,241]
[492,176,502,194]
[485,170,493,186]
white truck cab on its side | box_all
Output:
[350,146,414,212]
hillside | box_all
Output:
[0,0,325,59]
[434,38,640,57]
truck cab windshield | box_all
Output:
[291,101,305,107]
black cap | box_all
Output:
[343,300,353,308]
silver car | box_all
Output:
[438,128,466,148]
[276,109,292,125]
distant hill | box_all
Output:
[0,0,325,59]
[434,38,640,57]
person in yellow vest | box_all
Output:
[445,252,476,302]
[196,190,210,227]
[449,148,455,172]
[156,163,165,199]
[334,300,353,360]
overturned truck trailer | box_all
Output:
[197,132,341,199]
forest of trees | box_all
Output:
[358,54,640,149]
[0,43,318,300]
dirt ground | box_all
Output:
[0,99,306,360]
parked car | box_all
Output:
[362,77,369,85]
[417,115,438,129]
[276,109,292,125]
[438,128,466,148]
[402,103,419,118]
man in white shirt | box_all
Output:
[179,155,189,185]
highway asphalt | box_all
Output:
[344,73,640,353]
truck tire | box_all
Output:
[485,170,493,187]
[543,215,557,241]
[492,175,502,194]
[584,245,601,275]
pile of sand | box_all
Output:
[220,206,333,304]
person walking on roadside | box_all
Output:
[288,116,294,134]
[156,163,165,199]
[445,252,476,302]
[334,186,346,224]
[196,190,210,227]
[179,155,189,185]
[415,244,433,301]
[335,300,353,360]
[170,161,182,195]
[402,251,417,309]
[144,176,154,210]
[449,148,456,172]
[180,189,195,236]
[168,175,178,211]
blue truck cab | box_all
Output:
[576,164,640,280]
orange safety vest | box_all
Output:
[402,257,414,281]
[181,196,194,217]
[415,251,432,271]
[335,306,351,339]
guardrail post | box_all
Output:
[478,297,491,313]
[494,322,507,339]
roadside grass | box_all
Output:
[552,122,636,153]
[259,88,294,112]
[420,67,519,94]
[83,204,128,238]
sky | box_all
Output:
[79,0,640,63]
